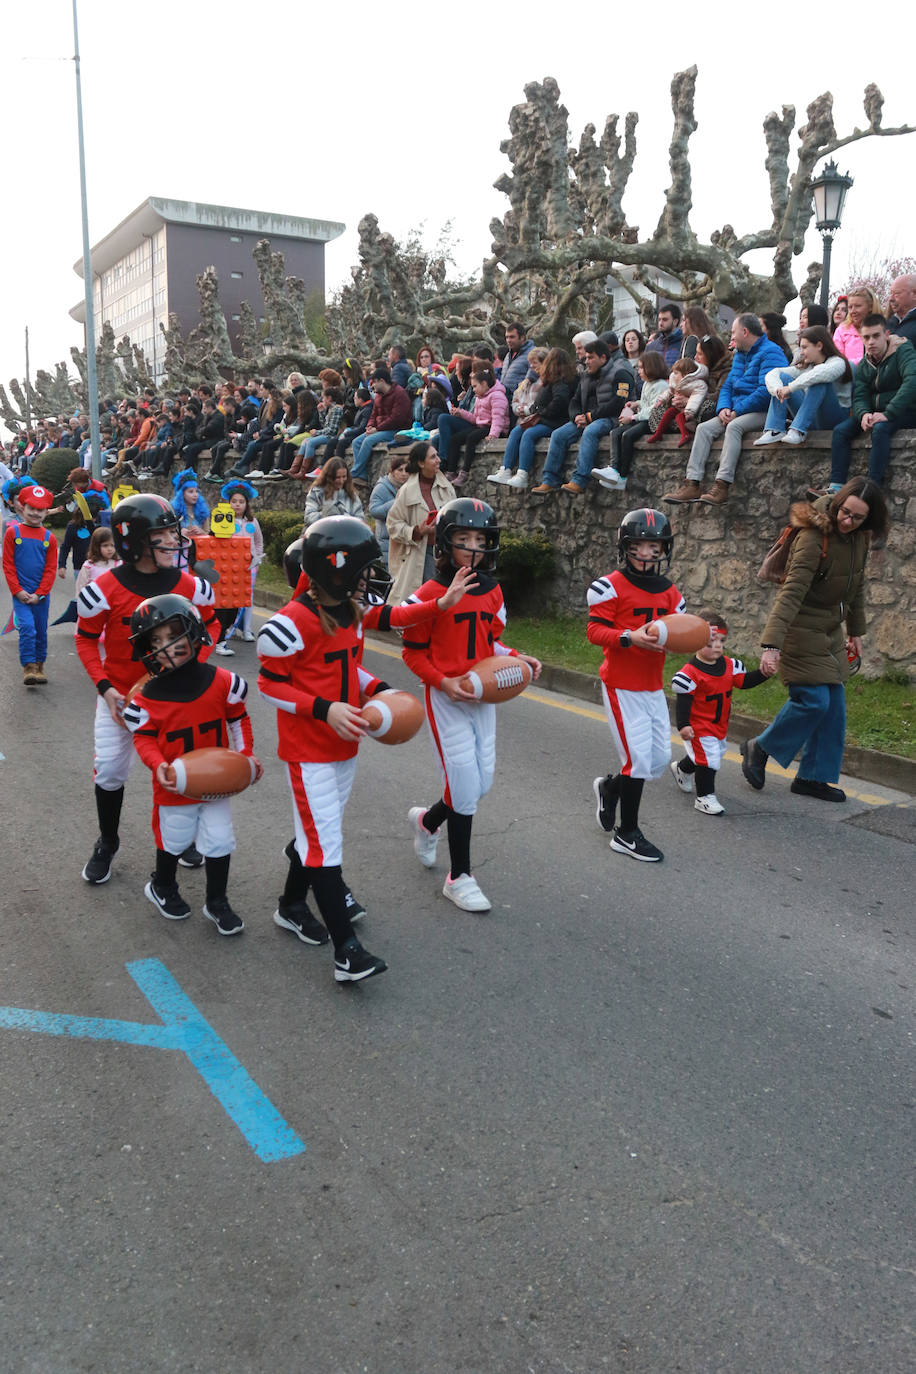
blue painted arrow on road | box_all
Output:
[0,958,305,1163]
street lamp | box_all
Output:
[811,159,854,310]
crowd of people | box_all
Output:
[3,285,904,986]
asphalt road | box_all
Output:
[1,585,915,1374]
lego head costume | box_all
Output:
[210,501,237,537]
[111,483,140,508]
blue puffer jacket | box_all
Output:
[716,335,790,416]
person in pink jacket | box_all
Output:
[833,287,882,366]
[446,366,509,486]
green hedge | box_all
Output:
[496,531,556,611]
[259,509,305,567]
[30,449,79,499]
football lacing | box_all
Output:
[494,665,525,689]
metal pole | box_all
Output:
[72,0,102,479]
[24,326,32,433]
[819,233,833,311]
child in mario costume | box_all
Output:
[2,483,57,685]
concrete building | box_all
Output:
[70,197,345,380]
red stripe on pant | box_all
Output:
[287,762,325,866]
[605,686,634,776]
[424,684,453,809]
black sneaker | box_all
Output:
[82,836,119,884]
[144,878,191,920]
[740,737,768,791]
[344,887,366,924]
[203,898,245,936]
[334,937,387,984]
[178,844,204,869]
[273,901,329,946]
[609,827,664,863]
[592,775,619,833]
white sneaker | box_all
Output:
[506,470,529,489]
[247,469,265,479]
[215,642,235,656]
[591,464,622,484]
[670,759,694,793]
[442,872,491,912]
[486,469,514,485]
[408,806,439,867]
[753,430,783,446]
[695,794,725,815]
[242,631,256,642]
[781,428,806,445]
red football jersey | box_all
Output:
[586,569,685,692]
[257,596,384,763]
[123,661,253,808]
[76,564,217,696]
[401,573,514,689]
[671,656,753,740]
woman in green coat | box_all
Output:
[740,477,889,801]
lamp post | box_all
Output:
[811,159,854,311]
[72,0,102,480]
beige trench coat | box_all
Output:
[386,470,456,604]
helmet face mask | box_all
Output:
[617,507,674,578]
[434,498,500,573]
[129,594,210,676]
[302,516,383,603]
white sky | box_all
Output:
[1,0,913,425]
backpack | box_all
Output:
[757,523,828,585]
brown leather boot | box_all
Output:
[32,662,48,684]
[663,480,701,503]
[23,663,39,685]
[699,479,732,505]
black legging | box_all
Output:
[611,420,652,477]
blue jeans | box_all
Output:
[499,422,552,473]
[351,430,397,479]
[301,434,336,462]
[542,419,614,488]
[433,413,476,464]
[764,373,849,434]
[830,408,916,486]
[757,682,846,784]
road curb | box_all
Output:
[253,590,915,796]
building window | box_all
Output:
[231,314,241,321]
[229,234,242,243]
[230,271,243,279]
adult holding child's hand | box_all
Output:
[741,478,888,803]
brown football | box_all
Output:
[361,690,425,745]
[460,654,532,703]
[168,748,258,800]
[645,613,711,654]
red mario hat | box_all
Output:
[19,483,53,510]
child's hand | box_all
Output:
[517,652,542,680]
[630,623,665,652]
[57,567,66,579]
[327,701,366,742]
[679,726,694,740]
[156,761,179,792]
[103,687,127,727]
[438,566,477,609]
[440,675,478,702]
[248,755,264,783]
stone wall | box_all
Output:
[149,426,916,678]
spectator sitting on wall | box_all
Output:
[761,312,794,364]
[442,365,509,486]
[571,331,599,372]
[500,322,535,405]
[645,303,684,368]
[349,367,412,486]
[386,345,412,389]
[328,386,373,463]
[530,338,635,495]
[833,287,883,366]
[663,312,787,506]
[827,314,916,490]
[681,307,721,361]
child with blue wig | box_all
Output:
[171,469,210,535]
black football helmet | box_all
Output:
[434,497,500,571]
[129,593,211,676]
[617,507,674,577]
[111,494,184,564]
[284,537,304,590]
[302,516,383,601]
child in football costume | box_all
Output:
[669,611,769,814]
[76,494,219,885]
[587,508,685,862]
[2,482,57,686]
[257,516,391,984]
[401,498,542,912]
[124,595,261,934]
